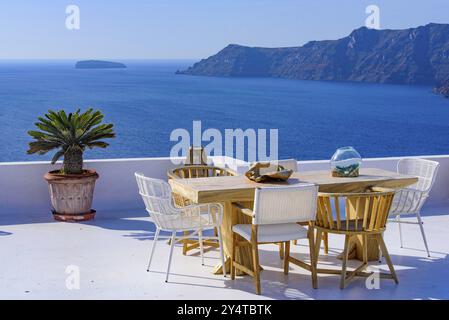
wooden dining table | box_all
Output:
[169,167,418,275]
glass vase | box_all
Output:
[330,146,362,177]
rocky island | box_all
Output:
[178,23,449,96]
[75,60,126,69]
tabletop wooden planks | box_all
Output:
[169,167,419,204]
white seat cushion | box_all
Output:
[232,223,309,243]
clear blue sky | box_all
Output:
[0,0,448,59]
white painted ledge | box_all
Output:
[1,155,448,222]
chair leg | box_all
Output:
[147,227,160,272]
[362,234,368,264]
[376,234,399,284]
[314,231,323,267]
[182,231,189,255]
[165,231,177,283]
[231,232,236,280]
[198,229,205,266]
[323,232,329,254]
[308,229,318,289]
[284,241,290,275]
[293,240,298,246]
[396,215,403,248]
[251,241,261,295]
[416,212,430,257]
[340,235,350,289]
[378,232,384,263]
[279,242,284,260]
[217,226,226,277]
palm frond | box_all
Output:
[85,141,110,149]
[51,149,66,164]
[27,108,115,160]
[27,141,62,155]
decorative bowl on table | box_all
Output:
[245,162,293,182]
[330,146,362,177]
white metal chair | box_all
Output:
[230,184,319,294]
[135,173,226,282]
[388,158,439,257]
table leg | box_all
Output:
[344,198,380,261]
[214,201,258,275]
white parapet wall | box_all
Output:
[0,155,448,222]
[0,156,248,221]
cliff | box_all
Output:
[178,23,449,87]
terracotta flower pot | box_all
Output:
[44,169,99,222]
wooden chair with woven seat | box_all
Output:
[167,165,238,255]
[169,165,236,182]
[314,187,398,289]
[249,159,301,259]
[230,184,319,295]
[250,159,330,259]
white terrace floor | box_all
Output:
[1,206,449,300]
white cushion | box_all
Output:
[232,223,309,243]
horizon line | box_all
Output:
[0,58,200,62]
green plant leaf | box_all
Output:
[51,149,65,164]
[27,108,115,164]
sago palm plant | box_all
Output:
[27,108,115,174]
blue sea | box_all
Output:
[0,60,448,163]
